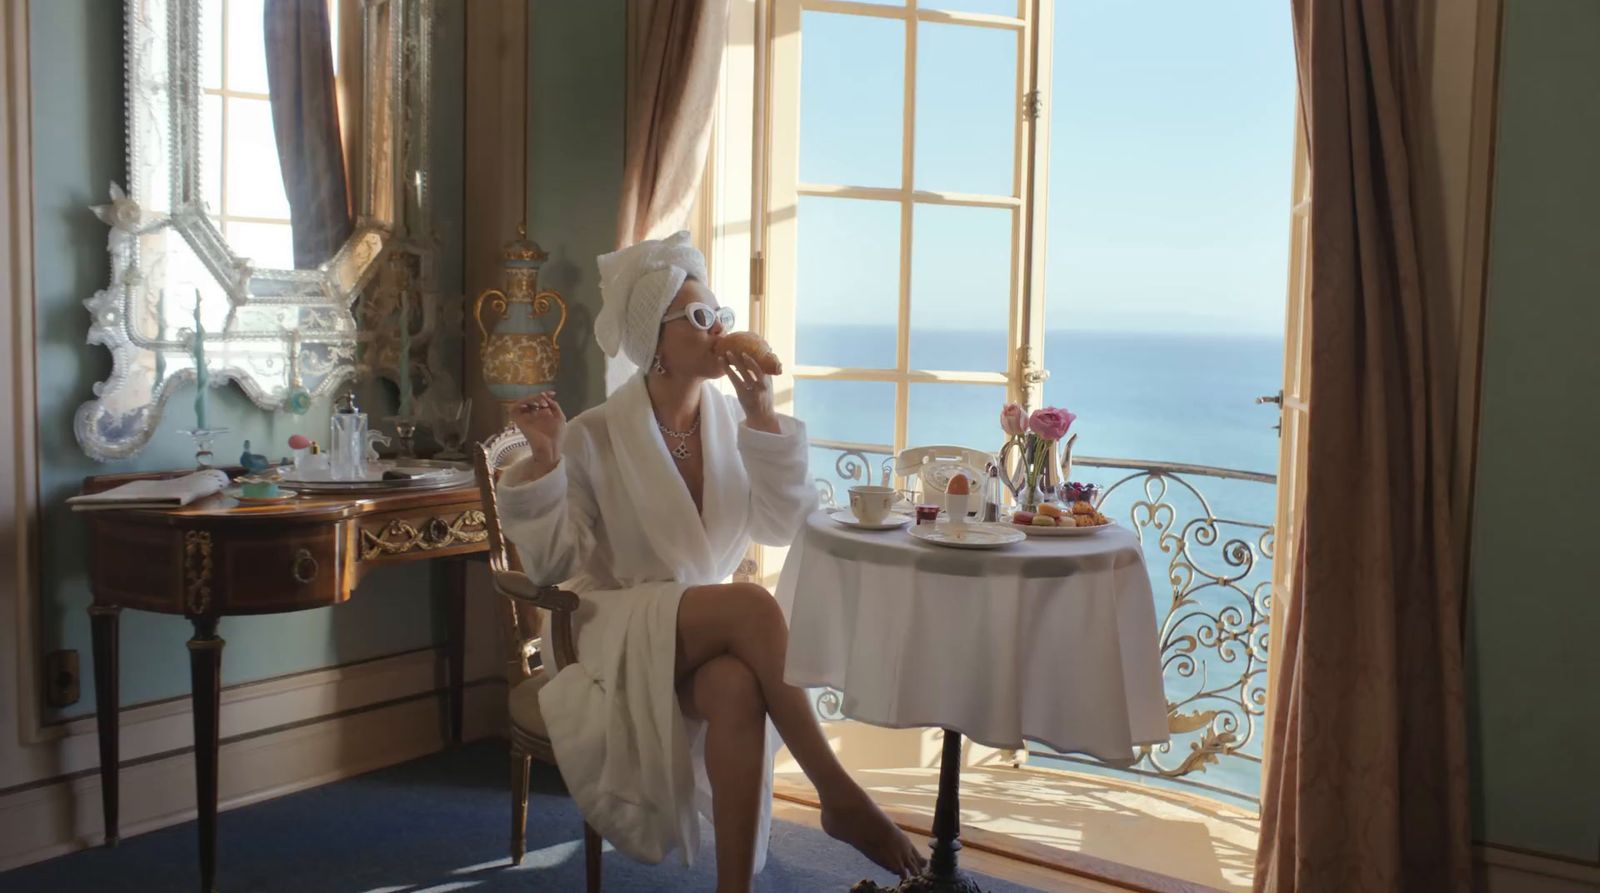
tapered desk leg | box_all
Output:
[446,560,467,744]
[89,605,121,847]
[850,728,986,893]
[188,617,224,893]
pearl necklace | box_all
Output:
[657,415,700,460]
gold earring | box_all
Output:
[652,355,667,375]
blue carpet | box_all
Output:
[3,739,1041,892]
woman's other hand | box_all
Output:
[724,352,780,434]
[511,391,566,464]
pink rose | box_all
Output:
[1000,403,1027,437]
[1027,407,1076,441]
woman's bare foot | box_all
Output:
[820,788,927,879]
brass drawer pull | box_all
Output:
[292,549,319,585]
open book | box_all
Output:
[68,469,231,511]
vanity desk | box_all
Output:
[82,472,488,892]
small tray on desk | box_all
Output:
[279,459,474,494]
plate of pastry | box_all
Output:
[1010,502,1115,536]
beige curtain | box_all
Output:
[616,0,730,247]
[1256,2,1471,891]
[264,0,353,268]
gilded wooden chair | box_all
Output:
[895,444,996,502]
[473,425,601,891]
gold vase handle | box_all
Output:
[472,288,508,350]
[534,290,568,343]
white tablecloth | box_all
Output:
[778,511,1170,762]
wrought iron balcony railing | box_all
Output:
[808,440,1275,805]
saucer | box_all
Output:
[228,488,299,504]
[828,509,912,531]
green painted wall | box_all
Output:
[1468,0,1600,864]
[526,0,625,416]
[29,1,465,717]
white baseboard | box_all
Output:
[1477,844,1600,892]
[0,663,508,873]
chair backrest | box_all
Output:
[895,445,995,502]
[473,425,540,684]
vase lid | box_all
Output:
[502,225,548,270]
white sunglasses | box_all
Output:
[662,302,735,331]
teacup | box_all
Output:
[848,486,897,526]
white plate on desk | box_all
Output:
[828,509,912,531]
[908,521,1025,550]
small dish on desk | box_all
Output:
[227,487,299,505]
[828,508,912,531]
[908,521,1025,550]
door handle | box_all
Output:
[1257,391,1284,434]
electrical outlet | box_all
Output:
[45,650,80,708]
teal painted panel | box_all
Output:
[28,0,463,719]
[527,0,626,416]
[1468,0,1600,862]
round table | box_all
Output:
[777,510,1169,892]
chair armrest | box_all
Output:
[493,570,580,613]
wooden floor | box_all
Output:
[772,799,1131,893]
[775,761,1258,893]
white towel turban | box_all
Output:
[594,231,708,369]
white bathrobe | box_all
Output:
[497,372,815,869]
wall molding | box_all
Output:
[2,0,45,759]
[1476,843,1600,892]
[0,662,508,872]
[2,648,494,795]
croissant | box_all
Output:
[716,331,784,375]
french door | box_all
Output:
[763,0,1048,480]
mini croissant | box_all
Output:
[716,331,784,375]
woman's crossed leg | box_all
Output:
[675,582,925,891]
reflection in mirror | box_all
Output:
[199,0,353,270]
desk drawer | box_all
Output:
[214,527,348,612]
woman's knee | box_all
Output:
[722,582,785,631]
[693,655,765,722]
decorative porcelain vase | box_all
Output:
[473,227,568,422]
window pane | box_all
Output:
[909,204,1011,372]
[923,0,1019,15]
[797,377,896,506]
[800,12,903,188]
[226,221,295,269]
[907,383,1004,451]
[1041,0,1295,475]
[794,378,896,448]
[224,97,291,219]
[915,22,1017,196]
[200,0,222,90]
[795,196,900,370]
[226,0,271,94]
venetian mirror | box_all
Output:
[76,0,436,461]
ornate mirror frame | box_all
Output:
[75,0,435,461]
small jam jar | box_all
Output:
[914,504,941,527]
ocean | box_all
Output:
[792,323,1283,803]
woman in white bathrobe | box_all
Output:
[497,232,923,892]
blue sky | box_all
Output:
[795,1,1298,339]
